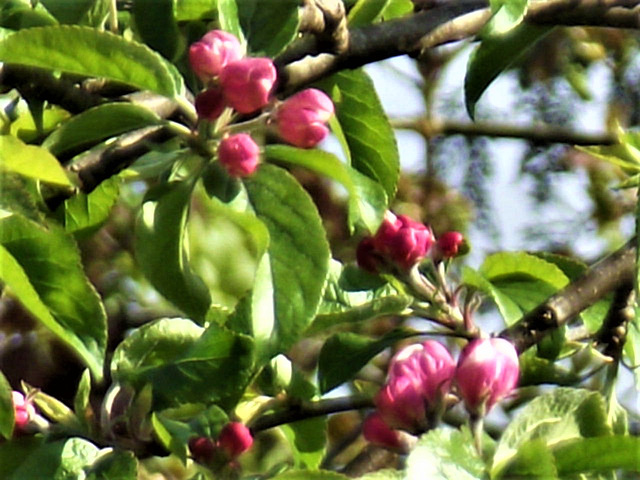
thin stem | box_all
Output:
[108,0,119,33]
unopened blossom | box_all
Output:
[356,236,384,273]
[218,133,260,177]
[275,88,334,148]
[12,391,34,431]
[375,340,455,433]
[220,58,277,114]
[372,212,435,270]
[189,30,243,80]
[195,87,226,121]
[436,231,466,258]
[362,412,404,451]
[455,338,520,416]
[218,422,253,458]
[189,436,217,464]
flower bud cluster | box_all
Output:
[364,338,519,448]
[189,422,253,465]
[357,212,468,273]
[188,30,334,178]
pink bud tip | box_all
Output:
[276,88,334,148]
[372,213,435,270]
[218,133,260,177]
[362,412,403,450]
[455,338,520,415]
[188,436,217,463]
[218,422,253,458]
[436,231,466,258]
[220,58,277,114]
[195,87,226,121]
[189,30,243,80]
[11,391,34,430]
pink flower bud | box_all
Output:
[373,212,435,270]
[356,237,383,273]
[362,412,403,450]
[189,30,243,80]
[436,231,466,258]
[375,341,455,433]
[276,88,334,148]
[455,338,520,416]
[11,391,34,431]
[218,133,260,177]
[220,58,277,114]
[189,436,217,463]
[218,422,253,458]
[195,87,226,121]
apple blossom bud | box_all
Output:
[455,338,520,416]
[12,391,35,431]
[218,422,253,458]
[362,412,403,450]
[373,212,435,270]
[189,436,217,463]
[189,30,243,80]
[375,341,455,433]
[275,88,334,148]
[195,87,226,121]
[220,58,277,114]
[436,231,467,258]
[356,237,384,273]
[218,133,260,177]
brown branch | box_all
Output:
[596,282,635,360]
[500,239,636,353]
[393,117,617,145]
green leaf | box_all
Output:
[0,371,13,440]
[111,318,254,409]
[406,426,486,480]
[0,1,58,29]
[553,436,640,475]
[175,0,216,21]
[237,0,300,56]
[244,164,331,353]
[308,260,411,333]
[318,329,416,394]
[0,135,71,186]
[380,0,413,19]
[465,24,551,119]
[265,144,387,233]
[317,70,399,201]
[518,349,580,387]
[63,176,121,235]
[86,450,138,480]
[42,103,163,157]
[347,0,390,27]
[0,437,100,479]
[497,438,557,479]
[491,388,611,477]
[271,471,350,480]
[484,0,529,36]
[74,369,92,430]
[135,178,211,321]
[0,216,107,379]
[132,0,181,60]
[0,25,181,97]
[217,0,244,43]
[282,417,327,469]
[40,0,95,24]
[624,309,640,389]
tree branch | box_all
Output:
[500,239,636,353]
[392,117,616,145]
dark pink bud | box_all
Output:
[455,338,520,416]
[356,237,383,273]
[218,133,260,177]
[218,422,253,458]
[436,231,466,258]
[195,87,226,121]
[373,212,435,270]
[189,30,243,80]
[220,58,277,114]
[362,412,403,450]
[276,88,334,148]
[189,436,217,463]
[12,391,34,431]
[375,341,455,433]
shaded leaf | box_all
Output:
[86,450,138,480]
[553,436,640,475]
[484,0,529,36]
[282,417,327,469]
[237,0,300,56]
[64,176,121,235]
[0,371,13,440]
[132,0,181,60]
[348,0,390,27]
[271,471,350,480]
[217,0,244,43]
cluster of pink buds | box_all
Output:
[11,390,35,434]
[189,422,253,465]
[364,338,519,448]
[357,212,467,273]
[189,30,335,178]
